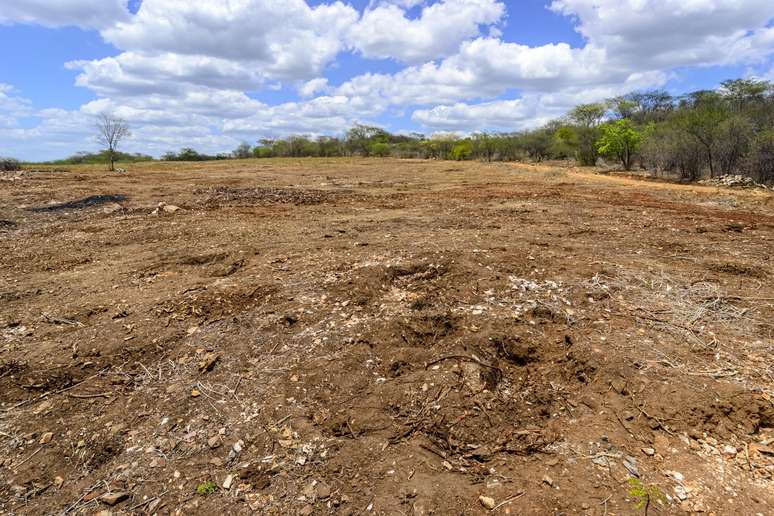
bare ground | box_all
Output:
[1,158,773,515]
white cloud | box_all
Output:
[412,98,537,131]
[348,0,505,63]
[0,0,129,30]
[2,0,774,159]
[299,78,331,98]
[550,0,774,68]
[101,0,358,81]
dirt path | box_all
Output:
[1,159,773,515]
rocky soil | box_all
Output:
[1,158,773,515]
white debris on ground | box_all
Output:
[699,174,772,189]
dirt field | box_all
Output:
[1,158,773,515]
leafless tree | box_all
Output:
[96,113,130,171]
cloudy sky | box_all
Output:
[1,0,773,161]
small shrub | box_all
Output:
[196,481,218,495]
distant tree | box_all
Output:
[568,103,606,166]
[345,124,384,156]
[609,97,638,120]
[471,132,497,162]
[317,136,344,157]
[451,140,472,161]
[233,142,252,159]
[720,79,770,111]
[596,120,644,170]
[369,142,391,157]
[677,92,730,177]
[521,128,554,162]
[96,113,130,171]
[747,130,774,183]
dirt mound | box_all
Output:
[198,186,340,207]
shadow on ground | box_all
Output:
[29,194,127,212]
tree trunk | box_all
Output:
[707,147,714,177]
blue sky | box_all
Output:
[1,0,773,161]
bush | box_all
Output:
[451,140,472,161]
[369,142,391,157]
[0,157,21,171]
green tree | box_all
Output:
[369,142,391,157]
[451,140,472,160]
[677,92,730,177]
[233,142,252,159]
[568,103,606,166]
[596,119,644,170]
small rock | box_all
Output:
[674,485,688,501]
[162,204,182,214]
[654,434,670,452]
[39,432,54,444]
[721,445,738,457]
[610,378,628,395]
[208,436,221,449]
[641,447,656,456]
[102,202,123,214]
[222,474,234,490]
[479,495,496,509]
[316,482,331,499]
[581,502,590,510]
[542,475,554,487]
[100,492,130,506]
[149,457,166,468]
[623,456,640,477]
[191,388,201,398]
[198,353,219,372]
[54,476,64,488]
[299,505,314,516]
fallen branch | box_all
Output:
[425,355,501,371]
[491,491,525,511]
[68,392,113,399]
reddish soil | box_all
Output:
[1,158,773,515]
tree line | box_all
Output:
[221,78,772,183]
[9,78,772,184]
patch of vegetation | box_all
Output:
[196,481,218,496]
[162,148,232,161]
[627,478,667,515]
[51,150,154,165]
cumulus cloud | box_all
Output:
[348,0,505,63]
[550,0,774,67]
[2,0,774,158]
[0,0,129,30]
[299,78,331,98]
